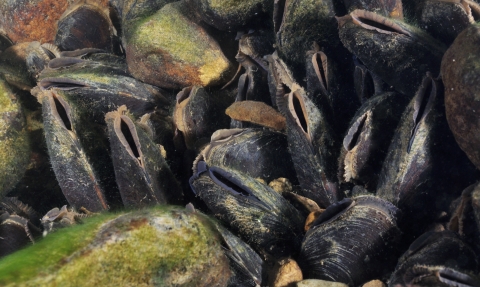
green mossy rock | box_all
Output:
[0,206,231,286]
[0,75,30,197]
[125,1,234,89]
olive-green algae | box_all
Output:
[0,206,231,287]
[126,1,233,88]
[0,75,30,196]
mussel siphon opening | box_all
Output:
[313,52,328,91]
[310,198,353,228]
[358,17,400,33]
[437,268,478,286]
[120,118,140,159]
[291,92,308,134]
[52,95,72,131]
[409,77,436,152]
[209,168,253,198]
[344,113,368,151]
[363,71,375,99]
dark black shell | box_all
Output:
[299,196,402,286]
[197,128,298,184]
[40,90,109,212]
[55,1,120,53]
[338,9,445,96]
[338,92,410,190]
[37,57,163,123]
[174,86,233,150]
[189,162,305,259]
[376,74,477,238]
[105,106,182,207]
[417,0,480,45]
[389,230,479,287]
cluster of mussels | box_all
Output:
[1,0,480,286]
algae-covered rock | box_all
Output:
[0,206,231,286]
[0,75,30,197]
[125,1,234,89]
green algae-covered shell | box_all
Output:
[125,1,234,89]
[0,206,231,287]
[0,75,30,197]
[186,0,274,31]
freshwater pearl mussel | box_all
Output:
[1,0,480,286]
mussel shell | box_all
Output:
[105,106,183,207]
[39,90,109,212]
[0,42,59,90]
[189,162,305,259]
[342,0,403,18]
[299,196,402,286]
[214,222,264,286]
[197,128,298,184]
[37,57,163,122]
[338,92,410,190]
[55,1,120,53]
[338,10,446,96]
[376,74,477,238]
[277,86,341,208]
[0,214,40,258]
[174,86,233,150]
[417,0,480,45]
[389,230,479,286]
[0,32,13,53]
[441,23,480,170]
[0,0,109,43]
[305,46,360,135]
[275,0,349,82]
[185,0,273,31]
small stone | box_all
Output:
[297,279,349,287]
[226,100,286,131]
[269,178,293,194]
[272,258,303,287]
[362,279,386,287]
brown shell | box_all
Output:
[442,23,480,170]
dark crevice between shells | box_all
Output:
[354,65,376,101]
[59,48,106,58]
[48,57,85,69]
[208,167,264,208]
[343,113,368,151]
[403,231,445,259]
[52,94,72,131]
[408,75,436,153]
[437,268,479,287]
[312,51,329,95]
[120,118,140,159]
[116,116,143,165]
[288,91,310,142]
[347,10,411,36]
[39,78,88,90]
[273,0,287,33]
[308,198,354,232]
